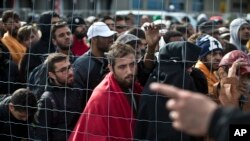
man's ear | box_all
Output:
[108,64,113,72]
[9,103,14,112]
[48,72,56,80]
[52,38,57,46]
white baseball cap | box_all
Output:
[87,22,116,40]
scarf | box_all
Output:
[195,60,218,94]
[1,32,26,64]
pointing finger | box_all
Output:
[150,83,182,99]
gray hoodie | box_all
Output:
[230,18,248,52]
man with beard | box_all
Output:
[230,18,250,53]
[67,16,89,56]
[34,53,83,141]
[73,21,116,107]
[195,34,224,95]
[214,50,250,111]
[68,43,142,141]
[27,21,76,98]
[51,21,74,57]
[0,10,25,64]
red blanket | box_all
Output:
[68,72,142,141]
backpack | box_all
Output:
[28,63,49,99]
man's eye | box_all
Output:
[119,65,126,69]
[59,34,65,38]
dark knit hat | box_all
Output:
[196,34,223,58]
[67,16,85,33]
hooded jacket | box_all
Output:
[230,18,249,52]
[20,11,60,82]
[134,41,203,141]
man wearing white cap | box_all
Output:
[73,22,116,107]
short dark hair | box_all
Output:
[174,25,190,34]
[107,43,135,68]
[17,25,39,42]
[163,31,182,44]
[101,15,114,23]
[10,88,37,116]
[44,53,68,72]
[2,10,20,23]
[115,15,125,22]
[51,21,69,39]
[181,16,190,23]
[127,27,146,39]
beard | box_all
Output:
[58,45,71,51]
[57,41,72,51]
[203,57,220,71]
[97,45,110,53]
[58,80,73,87]
[241,39,249,45]
[75,32,86,40]
[114,73,136,89]
[55,75,74,87]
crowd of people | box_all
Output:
[0,9,250,141]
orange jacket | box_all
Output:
[195,60,218,95]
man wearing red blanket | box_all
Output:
[69,43,142,141]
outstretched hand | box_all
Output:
[143,23,161,51]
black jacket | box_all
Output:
[0,44,22,94]
[34,84,83,141]
[135,41,203,141]
[209,107,250,141]
[0,96,33,141]
[73,50,109,107]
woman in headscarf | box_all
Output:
[135,41,206,141]
[214,50,250,111]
